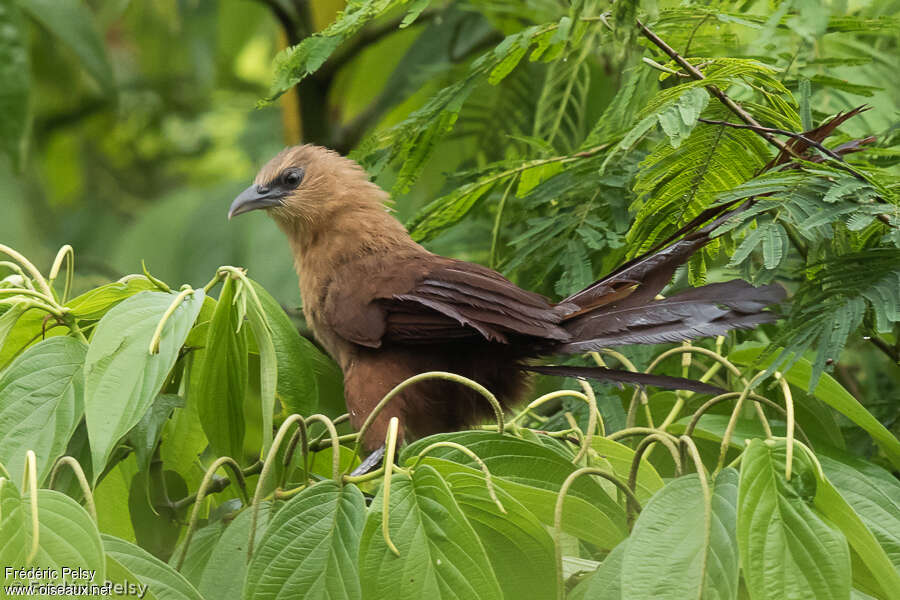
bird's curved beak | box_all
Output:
[228,184,284,219]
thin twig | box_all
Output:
[636,19,797,159]
[697,118,845,162]
[870,335,900,364]
[169,461,262,512]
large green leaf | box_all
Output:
[128,394,184,473]
[103,535,204,600]
[18,0,114,93]
[66,277,158,320]
[816,454,900,599]
[410,456,625,550]
[169,520,224,589]
[197,502,271,600]
[92,455,138,543]
[0,336,86,487]
[445,471,557,600]
[568,540,627,600]
[402,432,627,547]
[243,286,277,455]
[0,302,28,349]
[127,468,188,563]
[621,469,739,600]
[0,305,67,370]
[358,466,503,600]
[195,278,247,459]
[0,485,105,589]
[84,290,205,478]
[738,439,851,600]
[245,482,364,600]
[729,344,900,470]
[0,0,29,168]
[160,352,208,486]
[250,280,319,417]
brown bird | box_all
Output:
[228,145,784,462]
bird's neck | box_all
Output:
[281,202,420,298]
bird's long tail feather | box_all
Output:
[524,365,725,395]
[558,279,786,353]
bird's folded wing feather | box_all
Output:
[325,255,575,347]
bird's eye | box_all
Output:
[283,168,303,187]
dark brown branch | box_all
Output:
[870,335,900,364]
[169,461,263,511]
[697,118,869,181]
[697,118,845,162]
[636,19,797,159]
[257,0,301,44]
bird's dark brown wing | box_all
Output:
[324,254,575,347]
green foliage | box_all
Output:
[195,277,248,460]
[0,240,896,599]
[0,0,898,599]
[621,470,739,600]
[359,466,503,599]
[84,288,206,477]
[0,337,85,486]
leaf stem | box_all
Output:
[350,371,505,473]
[47,245,74,304]
[176,456,248,570]
[305,414,341,482]
[0,244,54,299]
[411,441,506,514]
[148,288,196,354]
[553,467,639,599]
[248,414,308,560]
[48,456,96,522]
[381,417,401,557]
[23,451,40,563]
[282,419,310,487]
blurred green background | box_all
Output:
[2,0,359,307]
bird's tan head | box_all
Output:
[227,144,387,227]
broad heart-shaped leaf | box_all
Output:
[568,540,627,600]
[250,280,318,417]
[195,278,247,459]
[18,0,115,93]
[85,289,205,479]
[103,535,203,600]
[729,343,900,470]
[197,502,271,600]
[0,336,86,487]
[244,482,364,600]
[815,453,900,599]
[621,469,739,600]
[444,471,557,600]
[402,432,628,548]
[0,485,105,587]
[738,439,851,600]
[0,0,29,168]
[359,466,503,600]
